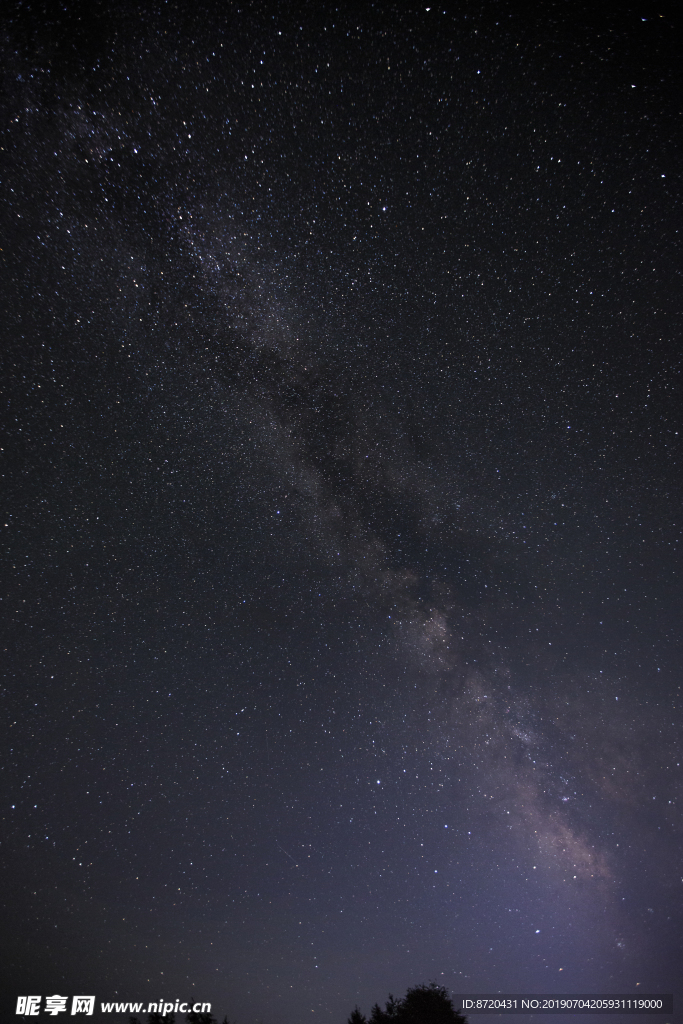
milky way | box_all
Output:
[2,4,682,1023]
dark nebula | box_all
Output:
[2,3,681,1023]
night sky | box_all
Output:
[2,2,682,1022]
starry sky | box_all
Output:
[1,2,682,1022]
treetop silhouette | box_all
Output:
[349,982,467,1024]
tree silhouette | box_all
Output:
[131,1013,231,1024]
[130,1015,175,1024]
[186,1012,232,1024]
[186,1014,217,1024]
[348,983,467,1024]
